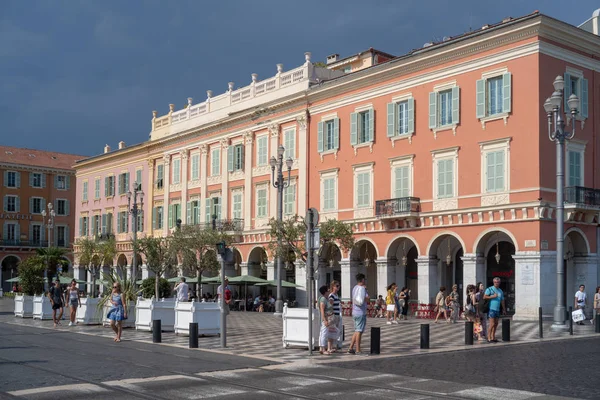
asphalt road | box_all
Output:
[338,336,600,399]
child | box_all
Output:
[473,316,483,341]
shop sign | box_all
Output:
[0,213,33,220]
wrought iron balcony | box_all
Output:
[198,219,244,233]
[375,197,421,218]
[0,240,49,248]
[564,186,600,207]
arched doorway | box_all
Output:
[386,237,419,303]
[564,229,591,308]
[1,255,20,293]
[350,240,378,297]
[318,242,342,296]
[486,241,516,314]
[247,247,268,297]
[427,233,465,301]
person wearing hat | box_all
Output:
[217,277,232,315]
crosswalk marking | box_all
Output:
[103,374,204,386]
[8,383,108,396]
[453,387,541,399]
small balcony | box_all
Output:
[198,219,244,233]
[375,197,420,228]
[564,186,600,223]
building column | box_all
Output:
[200,145,208,225]
[162,155,171,235]
[461,253,486,304]
[141,264,153,280]
[240,262,249,276]
[268,124,279,219]
[267,261,275,281]
[416,256,439,304]
[180,150,189,224]
[376,257,394,300]
[296,114,307,214]
[295,262,307,307]
[512,251,555,321]
[340,259,358,301]
[220,140,229,220]
[243,132,253,230]
[146,159,155,234]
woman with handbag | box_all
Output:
[434,287,449,323]
[474,281,488,341]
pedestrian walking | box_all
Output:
[318,285,335,355]
[174,277,189,302]
[47,279,64,328]
[434,286,449,323]
[574,284,588,325]
[594,286,600,324]
[375,295,385,318]
[347,273,369,355]
[217,277,232,316]
[106,282,127,342]
[399,287,408,320]
[328,280,343,350]
[447,285,460,323]
[67,279,80,326]
[385,283,397,324]
[475,281,488,340]
[484,277,505,342]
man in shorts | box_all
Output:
[347,273,369,355]
[484,277,505,342]
[48,279,65,328]
[574,285,588,325]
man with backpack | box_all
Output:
[484,277,506,343]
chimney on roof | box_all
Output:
[104,144,111,154]
[118,141,126,150]
[579,9,600,35]
[327,54,339,64]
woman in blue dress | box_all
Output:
[107,282,127,342]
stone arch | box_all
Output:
[318,242,343,267]
[116,254,128,267]
[1,255,21,293]
[564,227,591,256]
[426,231,466,257]
[0,254,21,265]
[349,237,379,261]
[247,246,268,279]
[385,234,420,260]
[473,227,519,255]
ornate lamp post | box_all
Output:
[543,75,579,331]
[41,202,55,291]
[127,182,144,290]
[270,145,293,317]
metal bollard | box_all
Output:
[538,307,543,339]
[189,322,199,348]
[342,325,345,342]
[595,316,600,333]
[420,324,430,349]
[370,327,380,355]
[465,321,474,345]
[569,307,573,335]
[501,318,510,342]
[152,319,162,343]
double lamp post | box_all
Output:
[543,75,580,331]
[41,202,55,291]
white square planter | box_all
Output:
[174,301,220,336]
[135,298,176,332]
[32,295,54,320]
[102,301,136,329]
[282,304,321,349]
[14,294,33,318]
[76,297,103,325]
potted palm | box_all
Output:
[14,257,44,318]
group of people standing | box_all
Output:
[47,278,82,329]
[380,283,410,324]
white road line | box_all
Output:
[8,383,109,396]
[103,374,204,386]
[452,386,542,399]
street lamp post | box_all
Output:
[270,145,293,317]
[127,182,144,290]
[543,75,579,331]
[41,202,55,292]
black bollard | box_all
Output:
[501,318,510,342]
[569,307,573,335]
[342,325,345,342]
[538,307,543,339]
[595,316,600,333]
[189,322,199,348]
[152,319,162,343]
[370,327,380,355]
[420,324,430,349]
[465,321,474,345]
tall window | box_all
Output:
[257,187,267,218]
[92,214,100,235]
[211,148,220,176]
[31,197,43,214]
[135,170,142,190]
[156,164,164,189]
[325,120,335,151]
[57,226,66,247]
[284,184,296,215]
[56,175,67,190]
[94,178,100,199]
[323,177,336,211]
[394,166,410,198]
[439,90,453,126]
[117,211,129,233]
[153,206,164,230]
[317,118,339,153]
[105,176,115,197]
[356,172,371,207]
[429,87,460,130]
[485,150,505,192]
[487,77,503,116]
[358,111,370,144]
[232,193,242,219]
[6,171,17,188]
[82,181,88,201]
[4,195,18,212]
[257,136,268,166]
[4,223,17,242]
[228,144,244,172]
[31,173,42,188]
[568,150,582,187]
[437,159,454,198]
[56,199,68,216]
[284,129,295,159]
[191,154,200,180]
[118,173,129,195]
[172,158,181,184]
[397,101,409,135]
[79,216,89,237]
[32,225,42,244]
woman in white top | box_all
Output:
[67,280,80,326]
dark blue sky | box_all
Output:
[1,0,597,157]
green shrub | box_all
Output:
[17,258,45,296]
[140,277,171,299]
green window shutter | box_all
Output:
[29,173,33,187]
[317,121,324,152]
[350,112,358,145]
[29,197,33,213]
[446,160,454,197]
[356,173,363,205]
[15,197,20,212]
[205,199,210,223]
[66,200,70,216]
[486,152,495,192]
[407,98,415,135]
[186,201,192,224]
[107,213,113,234]
[333,118,340,149]
[239,145,245,168]
[437,160,446,197]
[104,177,108,196]
[227,146,234,172]
[136,169,142,188]
[41,173,46,188]
[65,226,70,246]
[563,73,572,112]
[3,171,6,187]
[118,174,123,194]
[451,87,460,125]
[367,109,374,142]
[495,151,505,191]
[168,204,173,229]
[428,92,437,129]
[157,164,164,180]
[15,172,20,188]
[66,175,70,190]
[476,79,486,118]
[386,102,395,137]
[101,214,107,234]
[581,78,589,118]
[502,73,511,114]
[116,213,121,234]
[152,208,157,230]
[79,217,83,236]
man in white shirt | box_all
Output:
[217,277,231,315]
[174,277,189,302]
[575,284,588,325]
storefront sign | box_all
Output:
[489,270,513,278]
[521,264,534,285]
[0,213,32,220]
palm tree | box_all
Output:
[35,247,71,291]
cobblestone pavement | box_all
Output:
[1,297,596,364]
